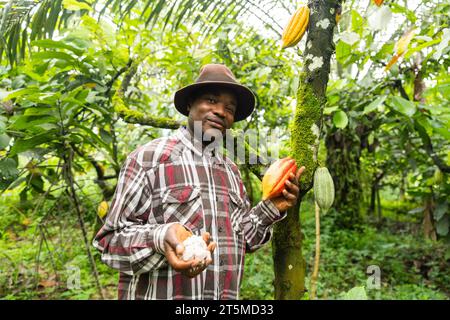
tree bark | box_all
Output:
[272,0,340,299]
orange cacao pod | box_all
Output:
[262,157,297,200]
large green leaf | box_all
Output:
[363,96,387,115]
[0,133,11,149]
[336,40,352,66]
[62,0,92,11]
[9,130,57,156]
[10,115,58,130]
[333,110,349,129]
[0,158,19,178]
[31,39,84,56]
[32,51,78,65]
[2,87,40,101]
[436,216,449,236]
[388,96,417,117]
[434,202,448,221]
[73,123,112,153]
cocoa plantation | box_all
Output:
[0,0,448,301]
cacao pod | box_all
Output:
[313,167,335,212]
[433,168,443,184]
[262,157,297,200]
[281,5,310,49]
[97,201,109,219]
[385,29,416,71]
[373,0,384,6]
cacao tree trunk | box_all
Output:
[272,0,340,300]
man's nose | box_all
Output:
[212,104,226,118]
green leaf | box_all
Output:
[435,216,449,236]
[363,96,387,115]
[389,96,417,117]
[333,110,349,129]
[0,158,19,178]
[31,39,84,56]
[336,40,352,66]
[99,128,113,144]
[342,286,368,300]
[390,3,417,23]
[2,87,39,101]
[10,115,57,130]
[73,124,112,153]
[0,133,11,149]
[437,83,450,96]
[9,131,56,157]
[62,0,92,11]
[324,105,339,115]
[32,51,77,64]
[434,202,448,221]
[30,175,45,193]
[351,10,364,35]
[403,39,441,60]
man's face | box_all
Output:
[187,87,237,142]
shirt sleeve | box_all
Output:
[92,155,175,275]
[234,171,287,252]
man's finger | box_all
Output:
[296,166,306,183]
[282,189,297,200]
[207,241,216,253]
[202,232,211,244]
[285,179,299,196]
[165,245,194,271]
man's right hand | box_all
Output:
[163,223,216,278]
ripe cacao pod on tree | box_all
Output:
[373,0,384,6]
[97,201,109,219]
[281,5,310,49]
[313,167,335,212]
[262,157,297,200]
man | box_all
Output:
[93,64,305,299]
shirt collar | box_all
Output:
[176,126,226,164]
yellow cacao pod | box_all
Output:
[97,201,109,219]
[313,167,335,212]
[281,5,310,49]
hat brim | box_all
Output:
[174,81,256,122]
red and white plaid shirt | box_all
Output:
[93,127,285,299]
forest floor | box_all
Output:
[0,191,449,300]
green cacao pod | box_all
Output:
[314,167,335,212]
[433,168,443,184]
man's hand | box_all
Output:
[269,166,305,212]
[163,223,216,278]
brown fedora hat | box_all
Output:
[174,64,256,122]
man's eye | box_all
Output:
[226,106,236,114]
[207,98,217,104]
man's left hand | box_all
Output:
[269,166,305,213]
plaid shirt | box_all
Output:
[93,127,285,300]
